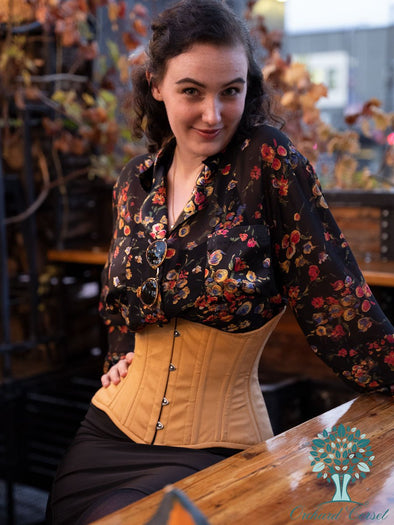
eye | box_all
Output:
[182,87,200,96]
[222,87,241,96]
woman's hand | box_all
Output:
[101,352,134,388]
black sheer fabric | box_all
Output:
[100,124,393,393]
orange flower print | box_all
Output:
[277,145,287,156]
[329,304,343,318]
[124,225,131,236]
[280,260,290,273]
[286,244,296,259]
[316,325,327,336]
[261,144,275,163]
[281,234,290,249]
[272,157,281,171]
[272,176,288,196]
[358,317,373,332]
[152,188,165,205]
[208,250,224,265]
[166,248,176,259]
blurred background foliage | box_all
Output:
[0,0,393,195]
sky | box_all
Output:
[285,0,394,33]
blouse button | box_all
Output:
[169,363,176,371]
[162,397,169,406]
[156,421,164,430]
[174,330,180,337]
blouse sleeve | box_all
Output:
[99,172,135,373]
[262,129,393,394]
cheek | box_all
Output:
[225,99,246,124]
[164,101,193,128]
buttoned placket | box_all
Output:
[153,319,180,439]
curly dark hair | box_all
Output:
[130,0,277,152]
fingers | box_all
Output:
[101,352,134,388]
[125,351,134,364]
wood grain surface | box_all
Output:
[92,394,393,525]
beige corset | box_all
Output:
[92,311,284,450]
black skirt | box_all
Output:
[46,404,240,525]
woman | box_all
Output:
[47,1,393,523]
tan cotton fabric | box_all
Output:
[92,311,284,450]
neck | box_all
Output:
[167,149,203,229]
[171,147,204,182]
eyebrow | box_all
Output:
[175,77,246,87]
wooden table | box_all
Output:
[48,248,394,288]
[93,394,393,525]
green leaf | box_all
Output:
[338,424,346,437]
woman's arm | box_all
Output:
[261,129,393,394]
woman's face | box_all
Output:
[151,43,248,163]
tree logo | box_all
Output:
[309,423,374,502]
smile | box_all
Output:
[194,128,223,139]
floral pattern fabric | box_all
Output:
[100,124,393,393]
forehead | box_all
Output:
[162,43,248,82]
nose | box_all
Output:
[201,96,222,126]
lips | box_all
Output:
[194,128,223,139]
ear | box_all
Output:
[151,82,163,101]
[146,71,163,101]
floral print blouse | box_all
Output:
[99,124,393,393]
